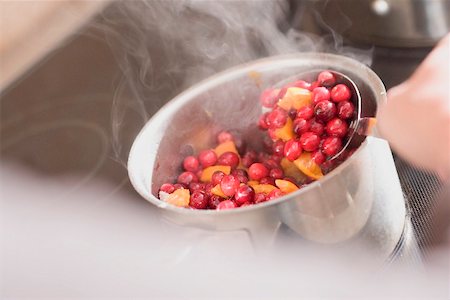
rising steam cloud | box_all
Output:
[96,0,372,164]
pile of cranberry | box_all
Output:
[158,70,356,210]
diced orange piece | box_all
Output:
[200,165,231,182]
[277,87,312,111]
[275,179,299,194]
[294,152,323,180]
[211,184,227,198]
[165,188,190,208]
[247,180,259,187]
[275,117,295,141]
[253,184,277,195]
[280,158,307,183]
[214,141,239,157]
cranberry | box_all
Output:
[232,169,249,184]
[196,169,203,179]
[318,71,336,87]
[293,80,311,90]
[220,174,240,197]
[321,160,338,174]
[293,118,311,135]
[234,185,255,206]
[260,88,279,108]
[267,189,284,201]
[204,183,214,196]
[267,128,278,141]
[312,87,331,105]
[217,131,234,143]
[269,168,284,179]
[189,182,205,193]
[183,156,199,172]
[260,176,276,185]
[331,84,351,102]
[321,137,343,157]
[288,108,298,120]
[211,171,225,186]
[198,149,217,168]
[299,132,321,152]
[177,171,198,185]
[263,159,279,170]
[173,183,188,190]
[309,81,320,91]
[217,151,240,169]
[160,183,175,194]
[311,150,326,165]
[314,100,336,122]
[208,195,223,209]
[326,118,348,138]
[296,105,314,120]
[337,101,355,119]
[241,151,257,168]
[190,190,209,209]
[217,200,237,210]
[284,140,302,161]
[271,154,282,163]
[266,108,288,129]
[254,193,267,204]
[309,119,325,136]
[272,140,285,157]
[249,163,269,180]
[258,113,270,130]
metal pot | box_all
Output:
[291,0,450,47]
[127,53,406,260]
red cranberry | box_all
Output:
[266,108,288,129]
[232,169,249,184]
[318,71,336,87]
[288,108,298,120]
[314,100,336,122]
[254,193,267,204]
[204,183,214,196]
[220,174,240,197]
[258,113,270,130]
[309,119,325,136]
[309,81,320,91]
[293,80,311,90]
[326,118,349,138]
[196,169,203,179]
[272,140,285,157]
[270,168,284,179]
[260,88,279,108]
[217,200,237,210]
[217,131,234,143]
[249,163,269,180]
[311,150,326,165]
[242,151,257,168]
[293,118,311,135]
[263,159,279,170]
[189,190,209,209]
[198,149,217,168]
[173,183,187,190]
[260,177,276,185]
[189,182,205,193]
[299,132,321,152]
[321,137,343,157]
[271,154,283,163]
[331,84,351,102]
[284,140,303,161]
[267,189,284,201]
[160,183,175,194]
[217,151,240,169]
[208,195,223,209]
[320,160,338,174]
[234,185,255,206]
[312,87,331,105]
[267,128,278,141]
[211,171,225,186]
[183,156,199,172]
[297,105,314,120]
[337,101,355,119]
[177,171,198,185]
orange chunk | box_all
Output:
[280,158,307,183]
[247,180,259,187]
[253,184,277,195]
[200,165,231,182]
[275,117,295,141]
[277,87,312,111]
[275,179,299,194]
[166,188,190,208]
[294,152,323,180]
[211,184,228,198]
[214,141,239,157]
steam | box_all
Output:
[96,0,372,164]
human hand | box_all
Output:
[376,34,450,180]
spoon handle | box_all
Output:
[356,117,381,138]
